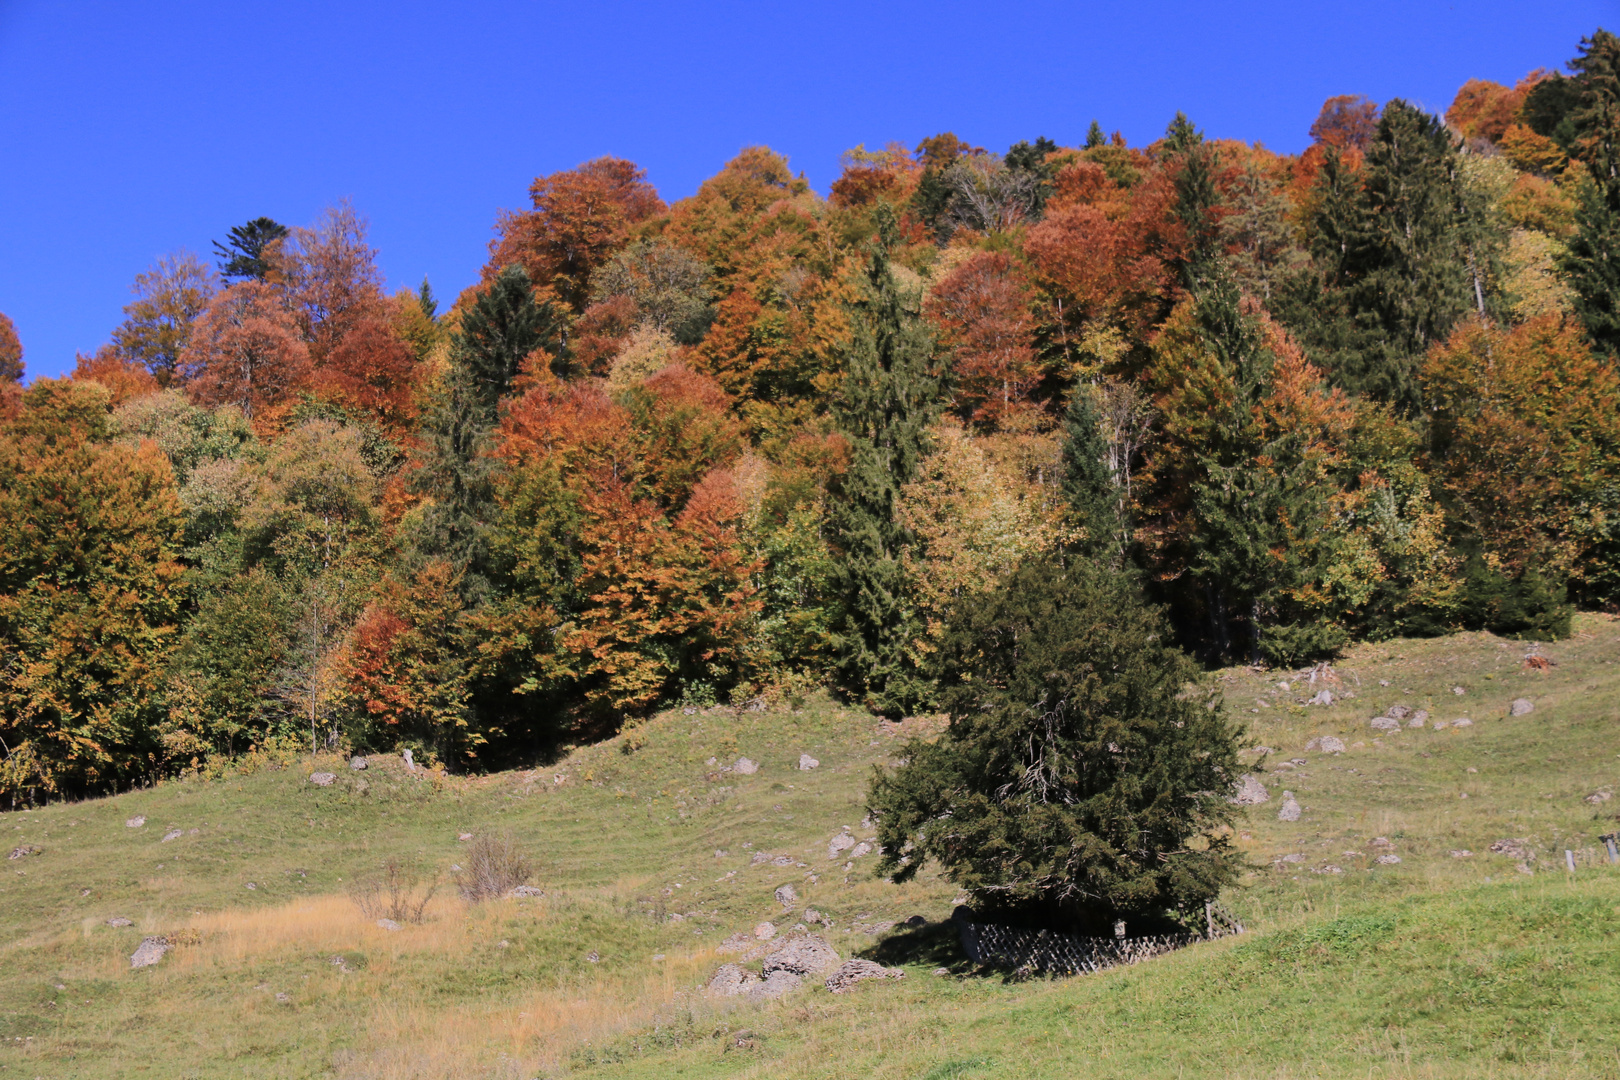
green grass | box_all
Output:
[2,615,1618,1078]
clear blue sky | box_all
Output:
[0,0,1611,380]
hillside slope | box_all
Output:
[2,615,1617,1079]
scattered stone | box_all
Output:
[1412,710,1429,724]
[774,884,798,909]
[1228,775,1270,806]
[349,756,368,770]
[1509,698,1534,717]
[753,921,776,940]
[1312,865,1344,875]
[798,754,820,771]
[376,919,401,932]
[161,829,183,843]
[1304,736,1346,754]
[752,969,802,1000]
[106,917,133,927]
[803,908,823,925]
[1467,767,1478,773]
[750,851,773,865]
[308,772,336,787]
[734,757,759,775]
[1450,850,1473,858]
[586,950,600,963]
[1386,705,1412,720]
[402,749,415,770]
[508,885,545,898]
[7,844,39,859]
[1432,720,1450,730]
[1452,718,1473,728]
[457,832,473,841]
[1379,679,1391,687]
[1276,682,1290,692]
[860,814,875,831]
[772,855,795,867]
[1308,690,1334,706]
[1452,687,1466,696]
[125,816,146,829]
[933,967,951,976]
[1489,838,1534,861]
[1370,836,1394,849]
[1406,716,1425,729]
[1375,854,1402,865]
[849,841,872,859]
[827,833,856,859]
[1277,792,1301,822]
[274,991,291,1003]
[1279,853,1306,864]
[825,958,905,993]
[763,934,840,978]
[714,849,727,858]
[1369,716,1401,732]
[129,936,170,969]
[1286,757,1307,767]
[245,882,256,890]
[1585,791,1613,805]
[904,914,926,927]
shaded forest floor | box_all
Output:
[2,615,1618,1079]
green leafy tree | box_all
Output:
[827,213,944,716]
[0,379,186,802]
[868,552,1244,931]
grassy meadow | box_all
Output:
[2,615,1618,1079]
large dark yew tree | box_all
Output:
[827,212,943,718]
[867,553,1244,931]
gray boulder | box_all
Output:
[1386,705,1412,720]
[827,832,856,859]
[774,883,798,909]
[706,963,757,998]
[1369,716,1401,733]
[798,754,820,770]
[130,936,170,969]
[125,816,145,828]
[1304,736,1346,754]
[734,757,759,775]
[762,934,840,978]
[309,772,336,787]
[825,958,905,993]
[1277,792,1302,822]
[1510,698,1534,717]
[1228,775,1269,806]
[349,756,368,770]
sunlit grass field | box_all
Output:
[3,615,1617,1078]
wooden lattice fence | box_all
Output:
[956,902,1244,976]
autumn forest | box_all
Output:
[2,30,1618,804]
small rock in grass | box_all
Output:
[1450,850,1473,858]
[1369,716,1401,733]
[457,832,473,841]
[798,754,819,770]
[1509,698,1534,717]
[706,963,757,997]
[1386,705,1412,720]
[1279,853,1306,864]
[905,914,926,927]
[275,992,291,1003]
[753,921,776,940]
[106,917,133,927]
[933,967,951,976]
[1371,836,1394,849]
[734,757,759,775]
[1228,775,1270,806]
[376,919,401,932]
[7,844,40,859]
[827,832,856,859]
[508,884,544,898]
[349,756,368,770]
[825,958,905,993]
[1406,716,1425,729]
[1277,793,1301,822]
[1585,791,1612,805]
[1379,679,1391,687]
[586,950,600,963]
[763,934,841,978]
[1308,690,1333,706]
[125,816,146,829]
[1304,736,1346,754]
[1489,838,1533,861]
[1375,854,1402,865]
[848,842,872,859]
[750,969,802,1000]
[1432,720,1450,730]
[1452,686,1466,696]
[308,772,336,787]
[774,884,798,909]
[130,936,170,968]
[1452,718,1473,728]
[161,829,183,842]
[1412,710,1429,723]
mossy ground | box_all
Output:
[3,616,1618,1078]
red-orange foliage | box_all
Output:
[1025,162,1185,342]
[0,311,22,383]
[925,251,1041,428]
[619,365,744,507]
[490,157,665,312]
[274,202,387,367]
[182,281,313,426]
[71,346,159,405]
[1310,95,1380,151]
[318,308,420,432]
[571,294,638,376]
[1446,79,1527,143]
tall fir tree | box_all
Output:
[828,209,944,717]
[212,217,289,282]
[1164,113,1223,288]
[1562,134,1620,358]
[1060,385,1125,563]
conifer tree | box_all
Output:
[1164,113,1222,287]
[1562,144,1620,358]
[1060,385,1124,562]
[827,210,943,717]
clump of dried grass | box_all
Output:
[352,860,438,924]
[454,833,533,902]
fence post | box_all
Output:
[1606,836,1618,865]
[1565,849,1576,873]
[1205,901,1214,940]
